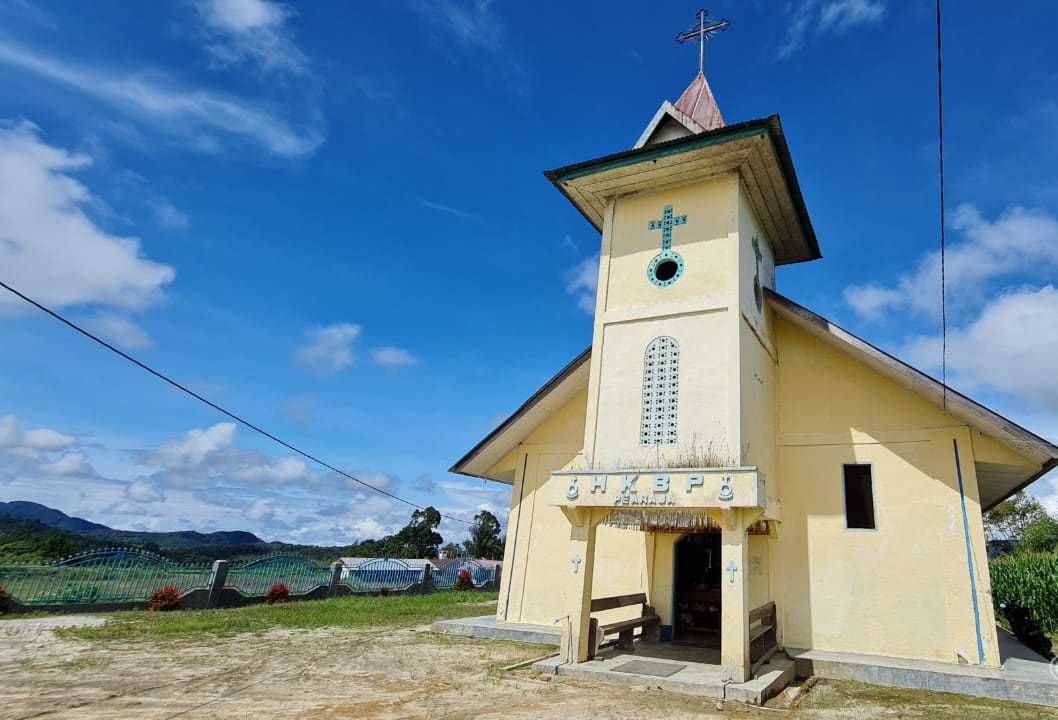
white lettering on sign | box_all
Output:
[590,475,607,494]
[685,474,704,492]
[653,474,670,492]
[614,493,675,506]
[621,474,638,493]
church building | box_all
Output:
[451,59,1058,683]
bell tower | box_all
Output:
[547,81,818,479]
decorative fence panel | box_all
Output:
[224,554,330,596]
[430,559,496,589]
[341,558,423,592]
[0,549,212,605]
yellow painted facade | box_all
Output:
[456,75,1056,683]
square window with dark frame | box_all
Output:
[843,464,876,530]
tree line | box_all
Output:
[0,508,505,565]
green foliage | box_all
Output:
[148,585,182,612]
[62,591,499,642]
[0,516,89,563]
[1019,517,1058,554]
[984,491,1048,542]
[463,510,503,560]
[440,542,462,559]
[454,569,474,591]
[990,552,1058,633]
[265,583,290,604]
[346,507,445,559]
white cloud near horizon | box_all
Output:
[779,0,886,59]
[0,122,175,324]
[0,39,324,158]
[845,205,1058,321]
[294,322,361,375]
[566,255,598,314]
[192,0,310,77]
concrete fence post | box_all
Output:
[206,559,229,610]
[328,561,343,597]
[421,563,432,595]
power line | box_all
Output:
[936,0,948,412]
[0,278,472,526]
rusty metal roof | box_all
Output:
[674,72,724,131]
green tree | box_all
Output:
[1019,516,1058,554]
[984,491,1048,542]
[440,542,463,559]
[463,510,503,560]
[384,507,443,558]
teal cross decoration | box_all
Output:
[648,205,688,251]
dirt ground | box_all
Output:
[2,615,1054,720]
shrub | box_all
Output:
[990,552,1058,633]
[0,585,11,614]
[454,569,474,591]
[148,585,182,612]
[378,586,390,598]
[265,583,290,604]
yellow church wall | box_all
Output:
[591,311,732,468]
[493,387,653,626]
[774,318,1000,666]
[748,534,771,611]
[971,429,1037,468]
[602,176,739,314]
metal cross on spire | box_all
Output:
[675,8,731,76]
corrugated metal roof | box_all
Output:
[674,72,724,131]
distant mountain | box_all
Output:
[0,500,262,547]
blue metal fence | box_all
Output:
[430,559,496,589]
[341,558,423,591]
[0,549,212,605]
[223,554,330,596]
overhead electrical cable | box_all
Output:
[936,0,948,411]
[0,278,472,526]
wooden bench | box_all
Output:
[749,601,778,670]
[588,593,660,658]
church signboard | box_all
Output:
[548,467,764,509]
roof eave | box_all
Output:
[449,347,592,481]
[544,115,821,265]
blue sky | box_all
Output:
[0,0,1056,546]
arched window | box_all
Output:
[640,336,679,445]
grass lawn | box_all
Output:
[58,591,498,642]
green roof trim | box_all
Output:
[543,114,821,264]
[550,121,771,183]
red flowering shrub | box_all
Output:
[148,585,182,612]
[454,569,474,591]
[0,584,11,614]
[265,583,290,604]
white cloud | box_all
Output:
[779,0,886,58]
[420,0,503,52]
[901,285,1058,411]
[295,322,361,374]
[231,455,309,485]
[0,122,175,317]
[126,479,165,504]
[151,200,189,230]
[845,205,1058,320]
[0,40,324,158]
[244,497,275,522]
[192,0,309,77]
[106,501,147,516]
[40,452,93,476]
[85,313,154,350]
[147,423,239,470]
[0,415,77,452]
[408,193,476,220]
[371,346,420,369]
[566,255,598,314]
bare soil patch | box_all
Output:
[2,617,1056,719]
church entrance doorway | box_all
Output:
[673,533,722,646]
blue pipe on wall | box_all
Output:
[953,437,985,664]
